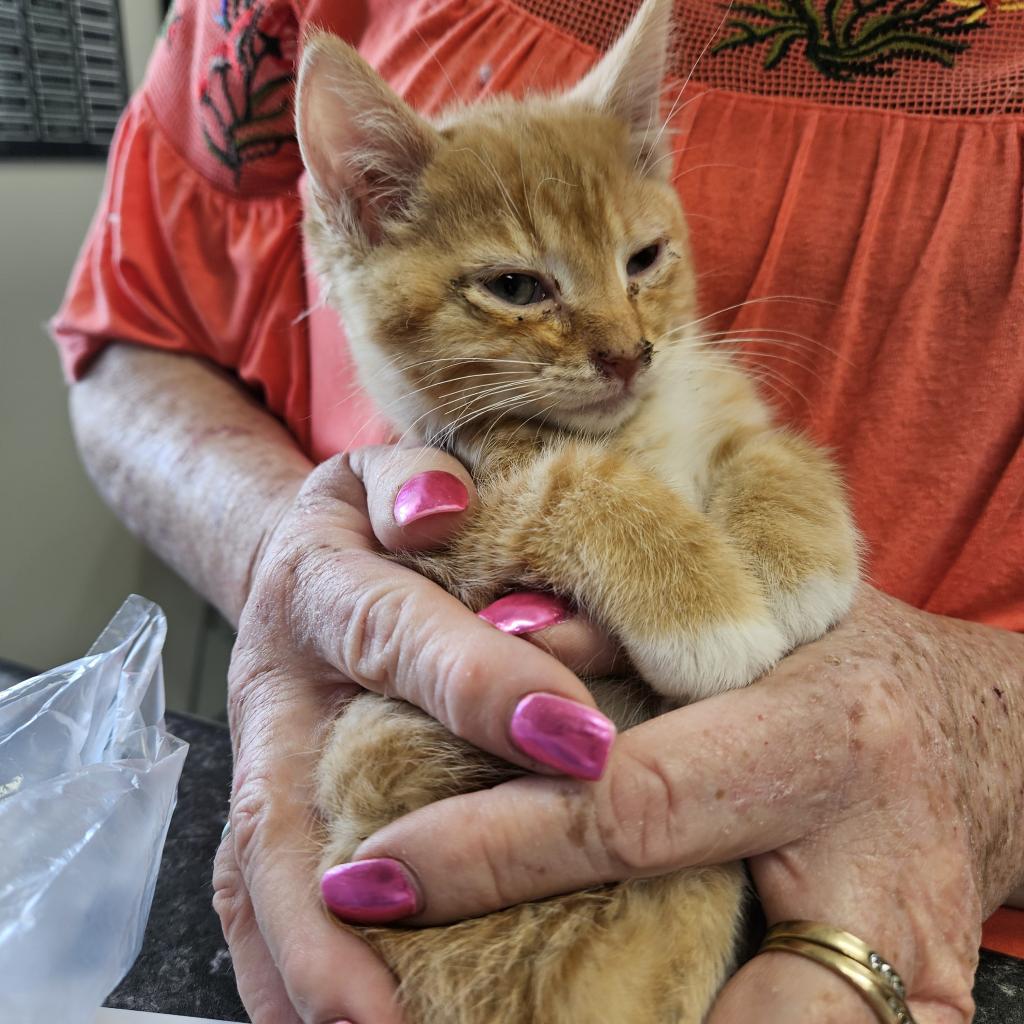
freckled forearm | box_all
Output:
[68,344,312,625]
[941,616,1024,912]
[870,592,1024,911]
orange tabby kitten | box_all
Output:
[297,1,859,1020]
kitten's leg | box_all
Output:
[315,691,511,868]
[406,441,787,702]
[706,427,860,648]
[316,690,747,1024]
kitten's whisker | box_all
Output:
[696,334,856,369]
[435,381,537,421]
[691,356,797,410]
[685,326,851,378]
[740,350,826,381]
[690,342,827,384]
[532,175,578,212]
[518,142,535,232]
[688,296,833,325]
[671,161,744,182]
[687,323,842,356]
[432,386,533,433]
[412,26,465,104]
[397,371,530,403]
[384,382,532,454]
[659,295,835,338]
[451,146,523,226]
[639,1,734,177]
[437,389,547,444]
[290,296,326,325]
[395,356,549,371]
[686,333,818,361]
[333,374,527,437]
[514,396,562,438]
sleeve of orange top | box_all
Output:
[49,0,368,438]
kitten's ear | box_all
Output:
[297,33,439,244]
[564,0,673,174]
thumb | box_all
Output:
[349,444,476,552]
[708,956,877,1024]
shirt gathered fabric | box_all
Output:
[50,0,1024,948]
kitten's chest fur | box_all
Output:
[458,344,771,511]
[617,349,770,508]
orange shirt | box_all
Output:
[50,0,1024,947]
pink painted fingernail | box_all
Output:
[393,471,469,525]
[478,592,571,635]
[509,692,616,780]
[321,858,421,924]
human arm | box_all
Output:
[347,585,1024,1023]
[69,344,309,624]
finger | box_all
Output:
[349,444,475,552]
[481,593,622,679]
[708,953,964,1024]
[296,548,613,777]
[478,592,621,677]
[213,834,302,1024]
[350,646,860,924]
[273,457,616,778]
[282,454,614,774]
[707,955,876,1024]
[520,611,623,679]
[229,671,405,1024]
[734,796,980,1024]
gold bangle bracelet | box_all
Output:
[759,936,916,1024]
[767,920,908,1001]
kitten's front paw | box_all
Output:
[629,614,787,702]
[772,573,858,648]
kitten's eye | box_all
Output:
[626,242,662,277]
[485,273,548,306]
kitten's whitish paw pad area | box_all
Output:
[773,574,858,648]
[631,617,787,701]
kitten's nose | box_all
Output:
[592,340,653,387]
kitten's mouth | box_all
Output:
[574,395,624,413]
[567,389,637,417]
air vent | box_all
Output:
[0,0,128,157]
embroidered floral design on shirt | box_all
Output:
[948,0,1021,20]
[711,0,987,80]
[196,0,297,182]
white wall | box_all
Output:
[0,1,228,713]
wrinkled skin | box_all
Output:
[71,345,1024,1024]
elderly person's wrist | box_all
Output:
[880,593,1024,912]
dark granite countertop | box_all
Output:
[105,710,246,1021]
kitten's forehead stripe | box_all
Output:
[423,105,633,255]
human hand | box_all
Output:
[349,586,1024,1023]
[213,445,617,1023]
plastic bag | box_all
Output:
[0,596,187,1023]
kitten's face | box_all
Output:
[346,104,696,437]
[298,0,689,440]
